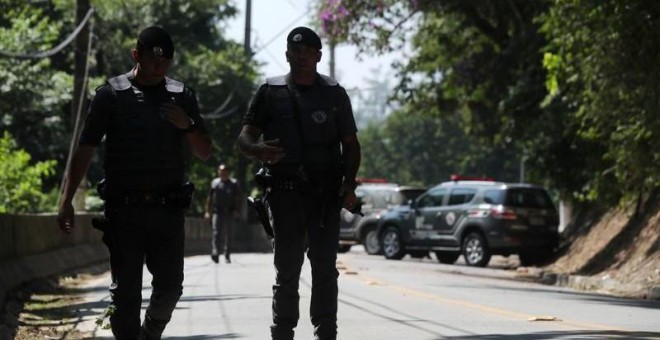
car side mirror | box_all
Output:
[408,199,416,209]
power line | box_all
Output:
[0,8,94,60]
[251,9,309,56]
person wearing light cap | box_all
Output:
[57,26,211,339]
[238,26,361,340]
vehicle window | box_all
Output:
[359,187,399,209]
[483,189,504,204]
[504,188,554,209]
[448,188,477,206]
[417,188,446,208]
[396,189,426,205]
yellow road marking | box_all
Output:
[338,257,626,332]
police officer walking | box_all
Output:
[57,26,211,339]
[237,26,361,340]
[204,163,242,264]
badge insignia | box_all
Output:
[153,46,164,57]
[446,212,456,226]
[293,33,303,42]
[311,110,327,123]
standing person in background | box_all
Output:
[237,26,361,340]
[57,26,211,339]
[204,163,242,264]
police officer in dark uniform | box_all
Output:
[237,26,361,340]
[57,26,211,339]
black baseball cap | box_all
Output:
[287,26,322,50]
[137,26,174,59]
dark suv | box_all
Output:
[376,179,559,267]
[339,182,426,254]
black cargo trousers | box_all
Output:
[268,179,342,340]
[103,201,185,340]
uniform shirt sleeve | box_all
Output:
[182,86,208,134]
[78,85,114,146]
[335,86,358,137]
[242,84,270,128]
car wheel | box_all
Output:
[462,232,491,267]
[362,227,381,255]
[435,251,460,264]
[337,244,352,253]
[381,227,405,260]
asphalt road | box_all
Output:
[75,247,660,339]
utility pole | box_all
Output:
[239,0,252,188]
[329,40,336,78]
[239,0,252,237]
[70,0,91,211]
[244,0,252,56]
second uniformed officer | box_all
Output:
[57,26,211,339]
[237,26,362,340]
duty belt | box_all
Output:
[118,192,170,206]
[99,183,194,209]
[270,178,300,191]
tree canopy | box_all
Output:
[316,0,660,207]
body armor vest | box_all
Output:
[264,74,343,174]
[104,73,186,187]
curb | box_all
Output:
[0,244,108,308]
[539,272,660,300]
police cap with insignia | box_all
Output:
[286,26,322,51]
[137,26,174,59]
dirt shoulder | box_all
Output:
[0,264,109,340]
[544,201,660,299]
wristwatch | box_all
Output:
[183,117,196,133]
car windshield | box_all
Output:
[484,188,554,209]
[357,186,424,209]
[398,189,426,204]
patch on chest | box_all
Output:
[311,110,327,124]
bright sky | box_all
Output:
[223,0,399,92]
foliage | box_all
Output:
[541,0,660,205]
[1,0,258,213]
[318,0,555,188]
[0,132,57,213]
[0,0,73,192]
[315,0,660,208]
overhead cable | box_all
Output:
[0,7,94,60]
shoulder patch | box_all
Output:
[165,77,184,93]
[266,75,287,86]
[107,74,131,91]
[318,74,339,86]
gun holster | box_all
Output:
[249,167,274,239]
[247,195,274,239]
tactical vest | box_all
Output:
[103,73,186,183]
[264,74,343,174]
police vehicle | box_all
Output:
[376,176,559,267]
[338,179,425,254]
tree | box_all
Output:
[0,0,74,191]
[542,0,660,205]
[0,132,57,213]
[316,0,554,187]
[1,0,259,213]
